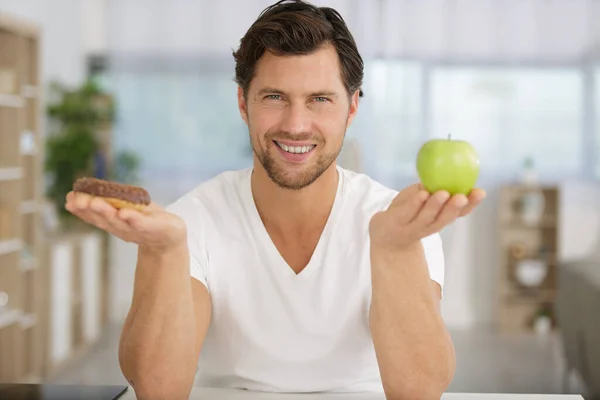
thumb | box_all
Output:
[388,187,430,225]
[390,182,423,207]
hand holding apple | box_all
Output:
[416,135,480,195]
[369,183,486,253]
[370,135,484,252]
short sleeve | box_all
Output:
[421,233,445,297]
[165,197,210,291]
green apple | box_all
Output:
[416,135,480,195]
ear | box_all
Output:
[345,89,360,129]
[238,86,249,125]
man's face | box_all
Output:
[238,45,359,190]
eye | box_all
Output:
[314,97,330,103]
[265,94,282,101]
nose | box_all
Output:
[279,102,310,136]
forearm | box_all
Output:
[369,243,455,400]
[119,243,197,399]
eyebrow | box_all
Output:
[257,87,339,98]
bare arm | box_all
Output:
[119,243,211,400]
[368,184,486,400]
[369,245,454,400]
[64,192,211,400]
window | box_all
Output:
[99,65,251,204]
[96,59,588,203]
[351,60,423,187]
[430,67,583,179]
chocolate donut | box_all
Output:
[73,177,151,211]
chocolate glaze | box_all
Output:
[73,177,151,205]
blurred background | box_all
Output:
[1,0,600,397]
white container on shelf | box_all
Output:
[49,241,73,366]
[20,131,36,155]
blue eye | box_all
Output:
[314,97,329,102]
[266,95,281,100]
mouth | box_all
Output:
[273,141,316,155]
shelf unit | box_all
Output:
[0,13,44,383]
[496,184,560,333]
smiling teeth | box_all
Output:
[276,142,315,154]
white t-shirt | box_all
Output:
[166,166,445,393]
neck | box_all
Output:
[250,162,339,231]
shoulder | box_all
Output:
[338,167,398,215]
[338,167,444,269]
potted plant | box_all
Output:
[44,79,115,225]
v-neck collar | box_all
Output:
[241,166,345,280]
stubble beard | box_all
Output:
[250,127,346,191]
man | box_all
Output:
[66,1,485,399]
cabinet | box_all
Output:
[0,12,110,383]
[496,185,560,333]
[0,12,44,383]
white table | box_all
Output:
[120,387,584,399]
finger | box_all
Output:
[65,191,76,207]
[89,196,117,215]
[394,189,430,224]
[411,190,451,227]
[389,183,423,207]
[66,201,106,230]
[459,188,487,217]
[73,192,94,210]
[67,195,117,232]
[425,193,469,234]
[89,197,132,233]
[65,192,76,213]
[73,208,112,231]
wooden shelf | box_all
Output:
[500,215,558,229]
[0,238,22,255]
[19,313,37,329]
[0,12,110,382]
[0,309,22,329]
[0,167,22,181]
[496,184,560,334]
[20,256,35,271]
[20,85,38,99]
[0,93,24,107]
[502,288,557,304]
[20,148,38,156]
[20,200,36,214]
[0,12,45,383]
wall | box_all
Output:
[82,0,108,55]
[96,0,600,328]
[375,0,600,61]
[105,0,352,57]
[105,0,600,61]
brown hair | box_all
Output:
[233,0,364,99]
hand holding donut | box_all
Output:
[65,177,187,250]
